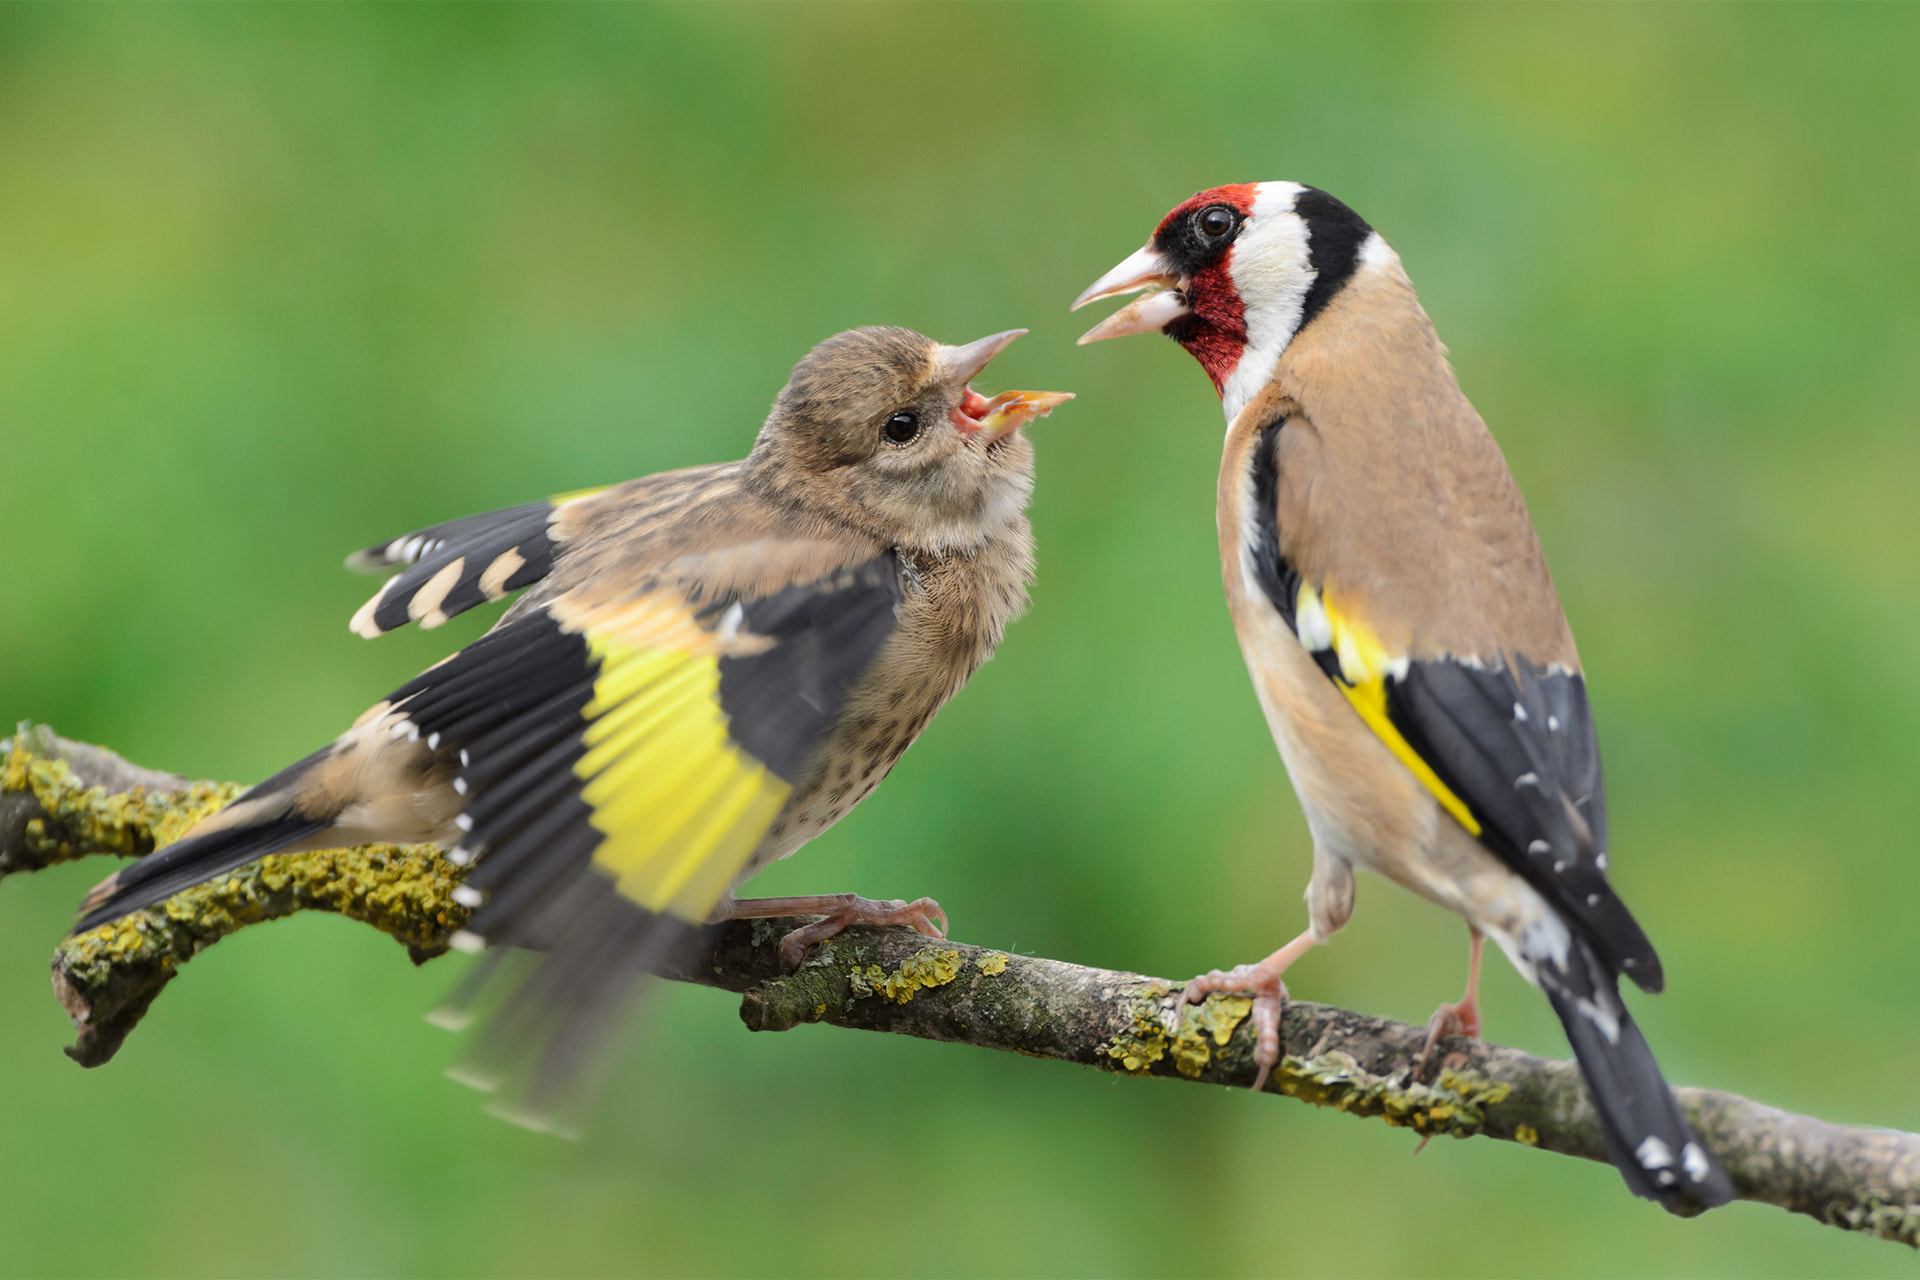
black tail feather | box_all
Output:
[73,811,330,934]
[1537,935,1734,1212]
[73,752,334,934]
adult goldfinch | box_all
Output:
[1073,183,1731,1213]
[75,325,1069,1124]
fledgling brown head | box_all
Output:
[747,326,1071,553]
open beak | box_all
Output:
[938,329,1074,447]
[1070,245,1191,345]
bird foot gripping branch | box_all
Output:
[723,892,949,970]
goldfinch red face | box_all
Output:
[1072,181,1380,423]
[759,326,1072,552]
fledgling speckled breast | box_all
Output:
[731,520,1034,889]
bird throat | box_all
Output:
[1163,257,1248,396]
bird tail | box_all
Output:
[73,751,334,934]
[1530,930,1734,1213]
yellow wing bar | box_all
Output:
[575,632,791,921]
[1296,583,1483,838]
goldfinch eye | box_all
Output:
[1198,205,1236,238]
[883,410,920,444]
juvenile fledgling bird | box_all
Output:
[1073,183,1731,1212]
[75,325,1070,1123]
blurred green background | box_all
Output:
[2,4,1916,1277]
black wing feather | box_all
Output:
[348,500,570,637]
[1387,655,1662,992]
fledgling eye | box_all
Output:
[882,410,920,444]
[1197,205,1237,238]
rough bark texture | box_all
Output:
[5,726,1916,1248]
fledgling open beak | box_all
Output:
[1070,245,1191,345]
[958,389,1075,446]
[936,329,1074,446]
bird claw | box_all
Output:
[1416,998,1482,1082]
[1175,962,1289,1091]
[725,893,950,970]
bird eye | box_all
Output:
[1197,205,1237,238]
[883,410,920,444]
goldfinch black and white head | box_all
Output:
[1074,181,1380,424]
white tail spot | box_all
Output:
[1683,1142,1712,1182]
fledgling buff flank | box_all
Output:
[75,326,1071,1126]
[1074,183,1732,1213]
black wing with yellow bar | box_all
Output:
[1247,420,1659,989]
[386,551,901,1116]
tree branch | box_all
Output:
[4,725,1915,1248]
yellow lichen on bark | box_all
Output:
[2,734,237,864]
[852,948,963,1004]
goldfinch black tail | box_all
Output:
[1533,932,1733,1213]
[73,752,334,933]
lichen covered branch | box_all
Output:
[4,726,1916,1247]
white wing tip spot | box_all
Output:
[1513,702,1528,722]
[447,846,473,866]
[1547,714,1561,731]
[451,885,483,908]
[444,1062,503,1094]
[454,813,474,832]
[350,577,399,638]
[1514,771,1540,789]
[424,1006,474,1033]
[453,777,469,795]
[449,929,486,954]
[1683,1142,1712,1182]
[1636,1136,1674,1169]
[1527,839,1551,855]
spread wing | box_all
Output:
[386,547,901,1122]
[343,486,615,637]
[1248,420,1661,992]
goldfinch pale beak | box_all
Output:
[1071,245,1190,344]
